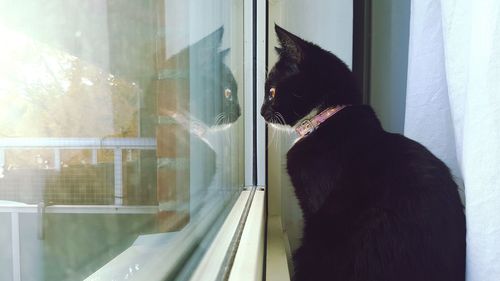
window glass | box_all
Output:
[0,1,244,280]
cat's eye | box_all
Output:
[224,88,232,100]
[269,87,276,100]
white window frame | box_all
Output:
[85,0,270,280]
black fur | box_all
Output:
[262,25,465,281]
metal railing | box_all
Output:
[0,137,156,205]
[0,136,156,281]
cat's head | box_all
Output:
[261,25,361,127]
[166,27,241,127]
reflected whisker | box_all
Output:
[215,113,226,126]
[218,113,225,123]
[216,114,223,125]
[214,113,223,124]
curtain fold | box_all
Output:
[405,1,500,280]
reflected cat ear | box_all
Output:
[275,24,304,62]
[202,26,224,47]
[193,26,224,58]
[189,26,224,65]
[219,48,230,58]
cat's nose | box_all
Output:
[261,108,272,121]
[260,105,268,117]
[260,107,266,118]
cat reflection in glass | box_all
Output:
[159,27,240,133]
[262,25,465,281]
[157,27,241,203]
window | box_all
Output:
[0,1,247,280]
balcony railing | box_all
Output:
[0,137,156,205]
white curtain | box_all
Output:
[405,1,500,280]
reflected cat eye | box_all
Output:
[269,87,276,100]
[224,88,232,100]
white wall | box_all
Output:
[370,0,411,133]
[269,0,352,67]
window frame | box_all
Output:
[86,0,269,279]
[1,0,270,280]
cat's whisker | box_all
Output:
[274,112,282,124]
[274,114,281,124]
[274,112,294,137]
[276,112,286,126]
[214,113,224,125]
[215,113,226,126]
[266,113,293,150]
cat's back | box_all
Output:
[374,132,461,201]
[288,106,461,199]
[285,106,463,211]
[288,108,465,281]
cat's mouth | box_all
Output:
[263,107,319,129]
[262,110,287,126]
[213,110,241,126]
[263,111,296,134]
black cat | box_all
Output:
[262,25,465,281]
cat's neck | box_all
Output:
[327,105,382,135]
[294,105,383,144]
[295,105,349,138]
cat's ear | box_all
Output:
[219,48,230,59]
[274,47,283,55]
[201,26,224,47]
[188,27,225,68]
[193,26,224,58]
[275,24,304,62]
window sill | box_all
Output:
[190,188,265,281]
[85,188,265,281]
[266,215,292,281]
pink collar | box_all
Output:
[295,105,348,138]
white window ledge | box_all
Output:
[85,187,266,281]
